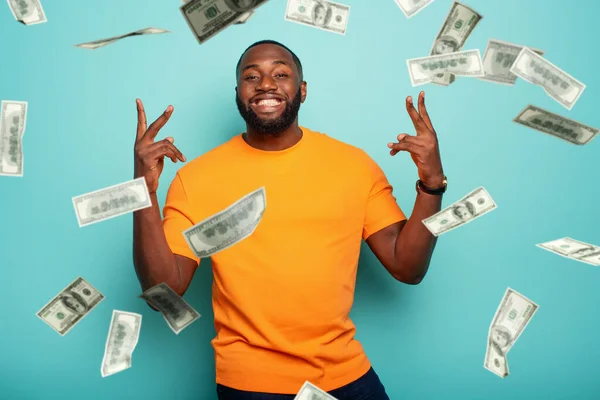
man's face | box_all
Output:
[314,6,327,26]
[235,0,254,8]
[236,44,306,135]
[492,330,510,348]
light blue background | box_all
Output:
[1,0,599,399]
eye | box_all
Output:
[244,75,258,81]
[275,73,288,78]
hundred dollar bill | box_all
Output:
[72,177,152,227]
[510,47,585,110]
[484,288,538,378]
[285,0,350,36]
[394,0,434,19]
[74,27,170,50]
[407,49,483,86]
[0,100,27,177]
[429,1,482,86]
[37,277,104,336]
[140,283,200,334]
[513,105,598,146]
[7,0,46,25]
[101,310,142,378]
[422,187,496,236]
[181,0,268,44]
[294,381,338,400]
[184,187,266,258]
[536,237,600,266]
[480,39,544,86]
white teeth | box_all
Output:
[256,99,281,106]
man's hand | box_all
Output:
[388,91,444,188]
[134,99,186,194]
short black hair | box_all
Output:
[236,40,303,81]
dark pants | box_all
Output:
[216,367,390,400]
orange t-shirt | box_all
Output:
[162,126,406,394]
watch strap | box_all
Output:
[416,178,446,195]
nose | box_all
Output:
[257,75,277,92]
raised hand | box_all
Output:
[387,91,444,188]
[134,99,186,194]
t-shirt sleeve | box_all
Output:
[362,152,407,240]
[162,172,200,264]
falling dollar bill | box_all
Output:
[480,39,544,86]
[72,177,152,227]
[74,27,170,50]
[7,0,47,24]
[513,105,598,145]
[510,47,585,110]
[407,49,483,86]
[183,187,266,258]
[394,0,434,19]
[422,187,496,236]
[101,310,142,378]
[285,0,350,35]
[37,277,105,336]
[484,288,538,378]
[294,381,338,400]
[0,100,27,177]
[181,0,268,44]
[536,237,600,266]
[429,1,482,86]
[140,283,200,334]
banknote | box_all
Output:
[429,1,482,85]
[510,47,585,110]
[407,49,483,86]
[513,105,598,145]
[101,310,142,378]
[140,283,200,334]
[183,187,266,258]
[480,39,544,86]
[7,0,46,24]
[181,0,268,44]
[72,177,152,227]
[285,0,350,35]
[294,381,338,400]
[235,11,254,24]
[422,187,496,236]
[484,288,538,378]
[0,100,27,177]
[37,277,105,336]
[394,0,434,19]
[74,27,170,50]
[537,237,600,266]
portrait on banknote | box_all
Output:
[432,36,459,55]
[225,0,257,12]
[312,2,332,28]
[451,202,475,221]
[60,292,89,315]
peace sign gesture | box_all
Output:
[134,99,186,194]
[388,91,444,188]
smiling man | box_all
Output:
[132,40,446,400]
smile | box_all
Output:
[250,98,285,113]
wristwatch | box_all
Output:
[416,176,447,195]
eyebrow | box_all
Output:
[241,60,290,73]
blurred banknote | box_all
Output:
[72,177,152,227]
[7,0,46,24]
[74,27,170,50]
[101,310,142,378]
[484,288,538,378]
[294,381,338,400]
[429,1,482,86]
[510,47,585,110]
[422,187,496,236]
[234,11,254,23]
[37,277,104,336]
[285,0,350,35]
[537,237,600,266]
[181,0,268,44]
[183,187,266,258]
[0,100,27,177]
[513,105,598,145]
[480,39,544,86]
[140,283,200,334]
[394,0,433,18]
[407,49,483,87]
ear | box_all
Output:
[300,81,307,103]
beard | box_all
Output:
[236,87,302,136]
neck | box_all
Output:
[243,121,302,151]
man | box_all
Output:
[132,40,446,399]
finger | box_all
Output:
[140,139,185,163]
[136,98,148,140]
[417,91,435,133]
[405,96,427,134]
[145,144,179,164]
[143,105,174,142]
[387,135,425,156]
